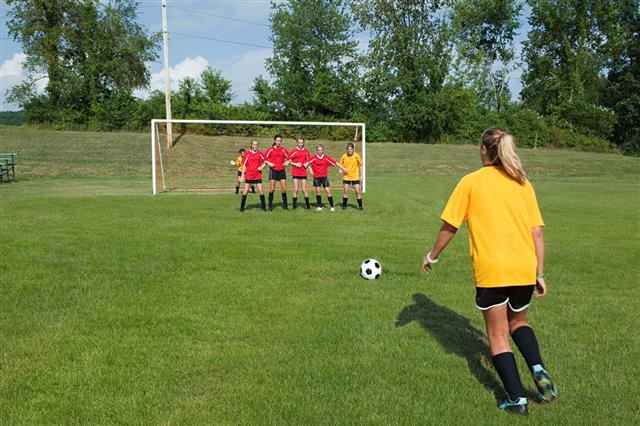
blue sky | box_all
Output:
[0,0,528,111]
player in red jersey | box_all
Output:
[304,144,347,211]
[264,134,290,210]
[240,139,267,212]
[287,137,311,209]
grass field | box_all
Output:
[1,126,639,424]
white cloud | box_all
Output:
[0,52,27,79]
[135,55,210,98]
[0,52,49,111]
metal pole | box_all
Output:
[151,121,157,194]
[161,0,173,149]
[362,124,366,193]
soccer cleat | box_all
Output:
[330,207,335,212]
[358,206,363,210]
[316,207,323,212]
[533,367,558,403]
[341,205,347,210]
[498,397,528,416]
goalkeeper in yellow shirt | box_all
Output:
[338,143,363,210]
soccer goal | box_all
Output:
[150,119,366,195]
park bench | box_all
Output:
[0,153,17,182]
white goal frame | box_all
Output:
[150,119,367,195]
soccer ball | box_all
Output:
[230,160,236,166]
[360,258,382,280]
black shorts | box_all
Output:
[313,177,330,188]
[237,171,242,177]
[292,175,307,180]
[270,169,286,180]
[343,180,360,186]
[475,285,535,312]
[245,179,262,185]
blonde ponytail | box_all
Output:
[481,128,528,184]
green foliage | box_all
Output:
[601,0,640,154]
[265,0,359,120]
[0,111,24,126]
[6,0,159,127]
[201,67,233,105]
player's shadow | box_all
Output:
[396,293,503,401]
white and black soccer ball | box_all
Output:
[360,258,382,280]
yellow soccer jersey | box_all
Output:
[236,156,243,172]
[440,166,544,288]
[339,153,363,181]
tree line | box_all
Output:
[6,0,639,154]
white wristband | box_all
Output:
[426,252,439,263]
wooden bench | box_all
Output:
[0,153,17,182]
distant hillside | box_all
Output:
[0,111,24,126]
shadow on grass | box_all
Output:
[396,293,503,401]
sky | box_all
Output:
[0,0,528,111]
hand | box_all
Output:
[422,256,433,272]
[257,166,264,171]
[534,277,547,297]
[240,177,245,183]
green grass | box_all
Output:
[1,126,639,424]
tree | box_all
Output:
[353,0,461,141]
[454,0,523,112]
[521,0,616,137]
[602,0,640,154]
[6,0,159,127]
[201,66,233,105]
[266,0,359,119]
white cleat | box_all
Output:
[330,207,335,212]
[316,207,323,212]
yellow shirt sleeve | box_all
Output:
[524,181,544,227]
[440,176,472,229]
[355,153,363,166]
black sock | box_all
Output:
[260,194,266,210]
[357,198,362,208]
[282,192,288,209]
[292,197,298,208]
[251,185,255,193]
[328,196,334,207]
[511,326,544,372]
[235,185,239,194]
[305,197,310,208]
[492,352,526,401]
[342,197,348,208]
[240,194,247,210]
[268,191,274,209]
[316,195,322,207]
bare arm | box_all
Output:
[532,226,547,296]
[422,221,458,272]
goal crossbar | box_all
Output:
[151,119,367,195]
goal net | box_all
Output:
[150,119,366,195]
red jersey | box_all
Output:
[307,154,336,178]
[288,147,310,177]
[242,150,266,180]
[265,145,289,171]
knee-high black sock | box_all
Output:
[282,192,288,209]
[292,197,298,208]
[357,198,362,208]
[492,352,526,401]
[260,194,266,210]
[316,195,322,207]
[328,196,334,207]
[342,197,348,208]
[305,197,310,209]
[240,194,247,210]
[235,185,239,194]
[511,326,544,372]
[251,185,255,193]
[268,191,274,209]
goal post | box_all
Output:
[150,119,367,195]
